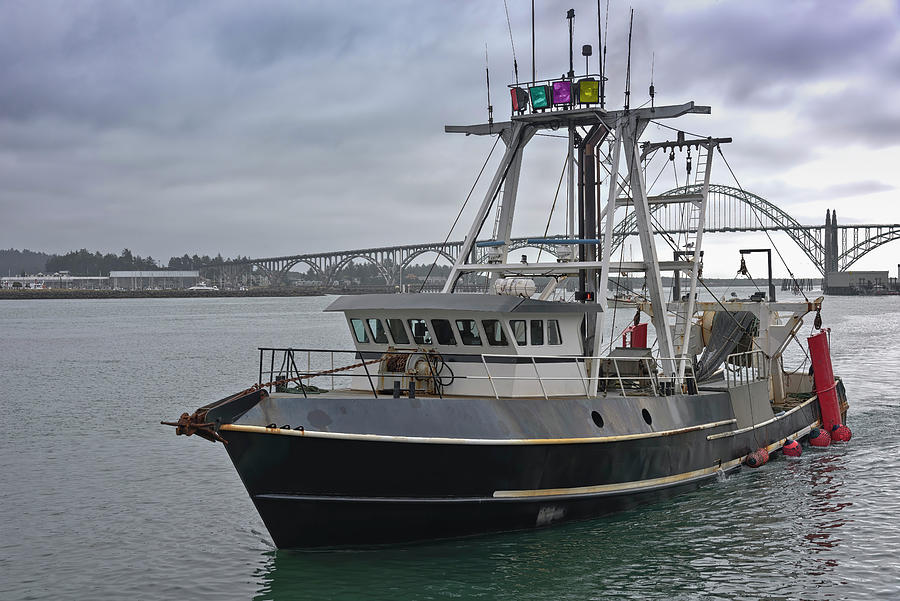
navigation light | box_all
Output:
[577,79,599,104]
[551,81,572,105]
[529,85,551,110]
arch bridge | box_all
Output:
[204,185,900,286]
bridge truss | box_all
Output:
[205,185,900,286]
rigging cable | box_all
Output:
[418,134,502,293]
[717,147,810,302]
[536,151,570,263]
[502,0,519,84]
[652,118,812,303]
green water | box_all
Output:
[1,294,897,599]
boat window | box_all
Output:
[387,319,410,345]
[407,319,432,345]
[431,319,457,345]
[455,319,483,346]
[367,318,389,344]
[510,320,527,346]
[548,319,562,345]
[350,318,369,343]
[530,320,544,345]
[481,319,508,346]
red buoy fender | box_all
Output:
[809,427,832,447]
[832,424,852,442]
[783,440,802,457]
[744,447,770,468]
[807,330,842,433]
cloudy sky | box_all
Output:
[2,0,899,276]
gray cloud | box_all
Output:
[1,0,899,273]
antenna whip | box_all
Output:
[503,0,519,84]
[531,0,536,82]
[602,0,609,107]
[624,9,633,111]
[485,44,493,126]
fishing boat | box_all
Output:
[164,14,850,548]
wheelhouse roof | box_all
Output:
[325,293,601,314]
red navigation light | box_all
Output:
[510,87,529,113]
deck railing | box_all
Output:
[725,349,769,387]
[257,347,699,400]
[474,354,697,399]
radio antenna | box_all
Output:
[649,51,655,111]
[485,44,493,126]
[601,0,609,108]
[624,9,633,111]
[531,0,536,83]
[596,0,602,78]
[566,8,575,79]
[503,0,519,84]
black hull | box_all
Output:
[219,395,824,548]
[249,476,713,548]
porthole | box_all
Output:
[591,411,604,428]
[642,408,652,425]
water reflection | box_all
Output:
[249,445,866,600]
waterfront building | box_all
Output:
[108,270,200,290]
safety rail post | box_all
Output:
[644,357,658,396]
[359,351,379,398]
[612,358,626,396]
[530,356,549,400]
[287,349,308,399]
[258,349,264,387]
[330,352,334,390]
[481,355,500,400]
[577,357,591,397]
[269,350,275,393]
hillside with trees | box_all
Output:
[45,249,161,276]
[0,249,51,276]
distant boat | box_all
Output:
[187,283,218,291]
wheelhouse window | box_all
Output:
[455,319,483,346]
[387,318,410,345]
[407,319,432,345]
[510,320,527,346]
[367,318,389,344]
[530,320,544,345]
[431,319,457,345]
[350,318,369,343]
[481,319,508,346]
[547,319,562,345]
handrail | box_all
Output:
[258,347,453,398]
[725,349,769,388]
[257,347,701,400]
[478,353,698,399]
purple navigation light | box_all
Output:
[552,81,572,105]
